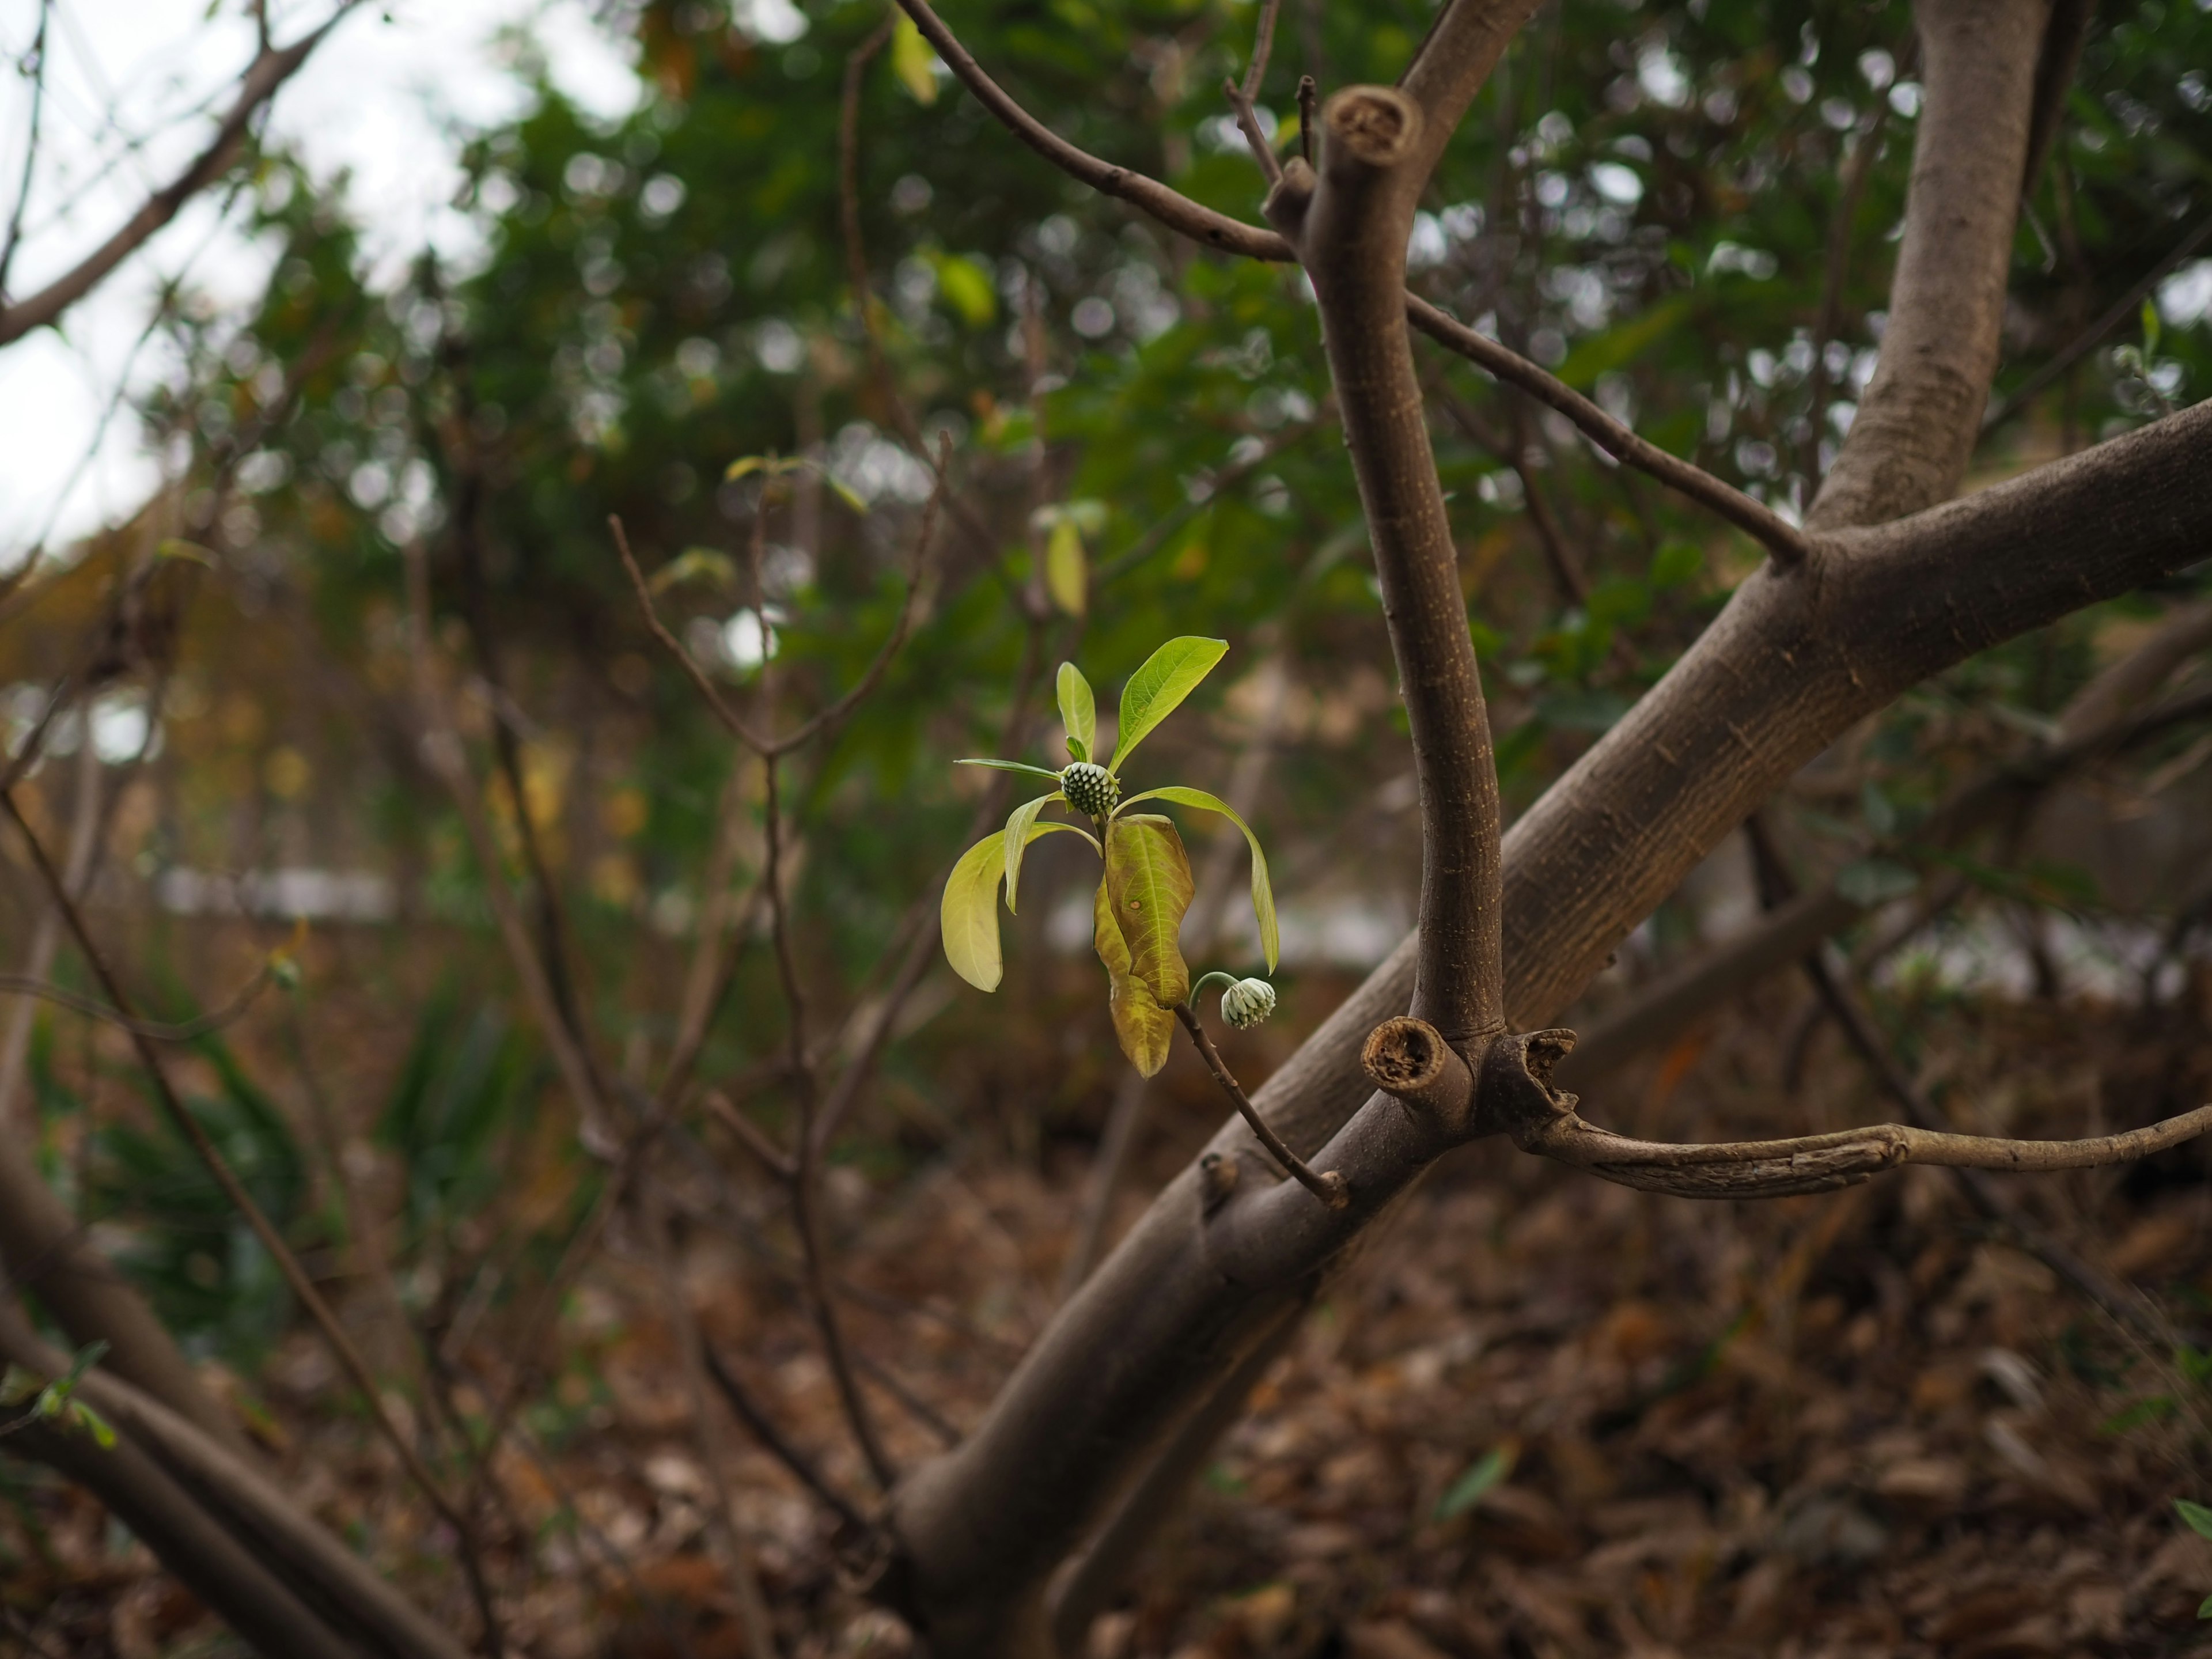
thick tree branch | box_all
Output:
[1270,88,1505,1047]
[1808,0,2046,530]
[0,7,352,347]
[887,397,2212,1652]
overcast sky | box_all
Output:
[0,0,642,569]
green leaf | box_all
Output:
[155,537,217,566]
[821,469,870,516]
[1002,792,1076,914]
[1109,637,1229,774]
[1045,517,1086,615]
[891,14,940,104]
[1120,785,1278,971]
[930,251,997,328]
[68,1402,115,1449]
[2176,1499,2212,1540]
[1103,814,1194,1010]
[1058,662,1096,759]
[1094,878,1175,1075]
[1437,1440,1519,1520]
[2143,296,2162,359]
[955,757,1067,785]
[942,821,1093,990]
[648,547,738,594]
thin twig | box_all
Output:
[704,1088,796,1181]
[1982,208,2212,433]
[645,1185,780,1658]
[0,960,279,1043]
[1174,1004,1347,1209]
[700,1341,873,1535]
[1409,296,1812,563]
[0,0,52,301]
[0,787,508,1657]
[1297,75,1317,166]
[763,750,898,1490]
[609,463,942,759]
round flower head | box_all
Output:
[1219,977,1276,1030]
[1060,760,1120,818]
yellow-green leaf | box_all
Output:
[931,251,997,328]
[648,547,738,593]
[891,14,940,104]
[1109,636,1228,774]
[1058,661,1096,760]
[943,820,1093,990]
[1002,792,1085,914]
[1094,877,1174,1076]
[1120,785,1278,971]
[1045,517,1086,615]
[1104,813,1193,1009]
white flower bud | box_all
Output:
[1220,977,1276,1029]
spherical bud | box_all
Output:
[1060,760,1120,818]
[1220,978,1276,1030]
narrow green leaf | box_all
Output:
[942,821,1093,990]
[1437,1440,1519,1520]
[1121,785,1279,971]
[2177,1499,2212,1541]
[1002,793,1073,914]
[1103,814,1194,1009]
[1094,878,1174,1075]
[822,470,870,516]
[1058,662,1096,757]
[1045,517,1086,615]
[891,14,940,104]
[1109,637,1229,774]
[2199,1592,2212,1620]
[955,757,1067,785]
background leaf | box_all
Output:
[1109,636,1228,774]
[1058,661,1096,759]
[1121,785,1279,971]
[891,15,940,105]
[1046,517,1087,615]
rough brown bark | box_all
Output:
[1807,0,2048,530]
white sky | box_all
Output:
[0,0,643,569]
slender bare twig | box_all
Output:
[1297,75,1317,165]
[700,1342,872,1535]
[0,5,357,347]
[0,788,507,1657]
[609,472,941,759]
[0,958,282,1043]
[1518,1097,2212,1198]
[1223,0,1286,186]
[704,1088,796,1181]
[1175,1005,1347,1209]
[762,748,897,1490]
[0,0,52,301]
[1410,296,1811,563]
[1983,208,2212,434]
[644,1186,780,1658]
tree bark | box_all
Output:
[1808,0,2048,530]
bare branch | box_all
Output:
[1809,0,2044,530]
[1411,296,1811,563]
[1175,1004,1346,1209]
[1396,0,1548,190]
[0,6,354,347]
[700,1340,873,1536]
[1518,1099,2212,1199]
[0,787,507,1657]
[886,0,1291,260]
[0,0,53,301]
[0,959,279,1043]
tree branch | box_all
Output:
[1808,0,2045,530]
[0,6,353,347]
[1410,296,1811,562]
